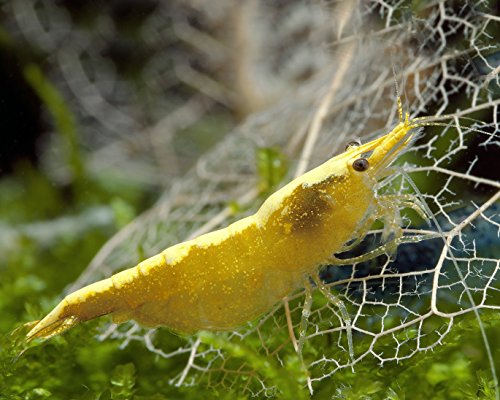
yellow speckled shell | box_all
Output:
[27,118,415,340]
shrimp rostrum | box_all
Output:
[26,106,425,342]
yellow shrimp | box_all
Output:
[26,101,424,342]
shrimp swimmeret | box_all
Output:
[26,100,427,342]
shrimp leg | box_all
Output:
[297,279,314,395]
[311,274,354,365]
[297,279,313,355]
[330,232,439,266]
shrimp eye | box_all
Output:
[345,140,361,151]
[352,157,369,172]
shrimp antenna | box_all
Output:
[391,64,404,124]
